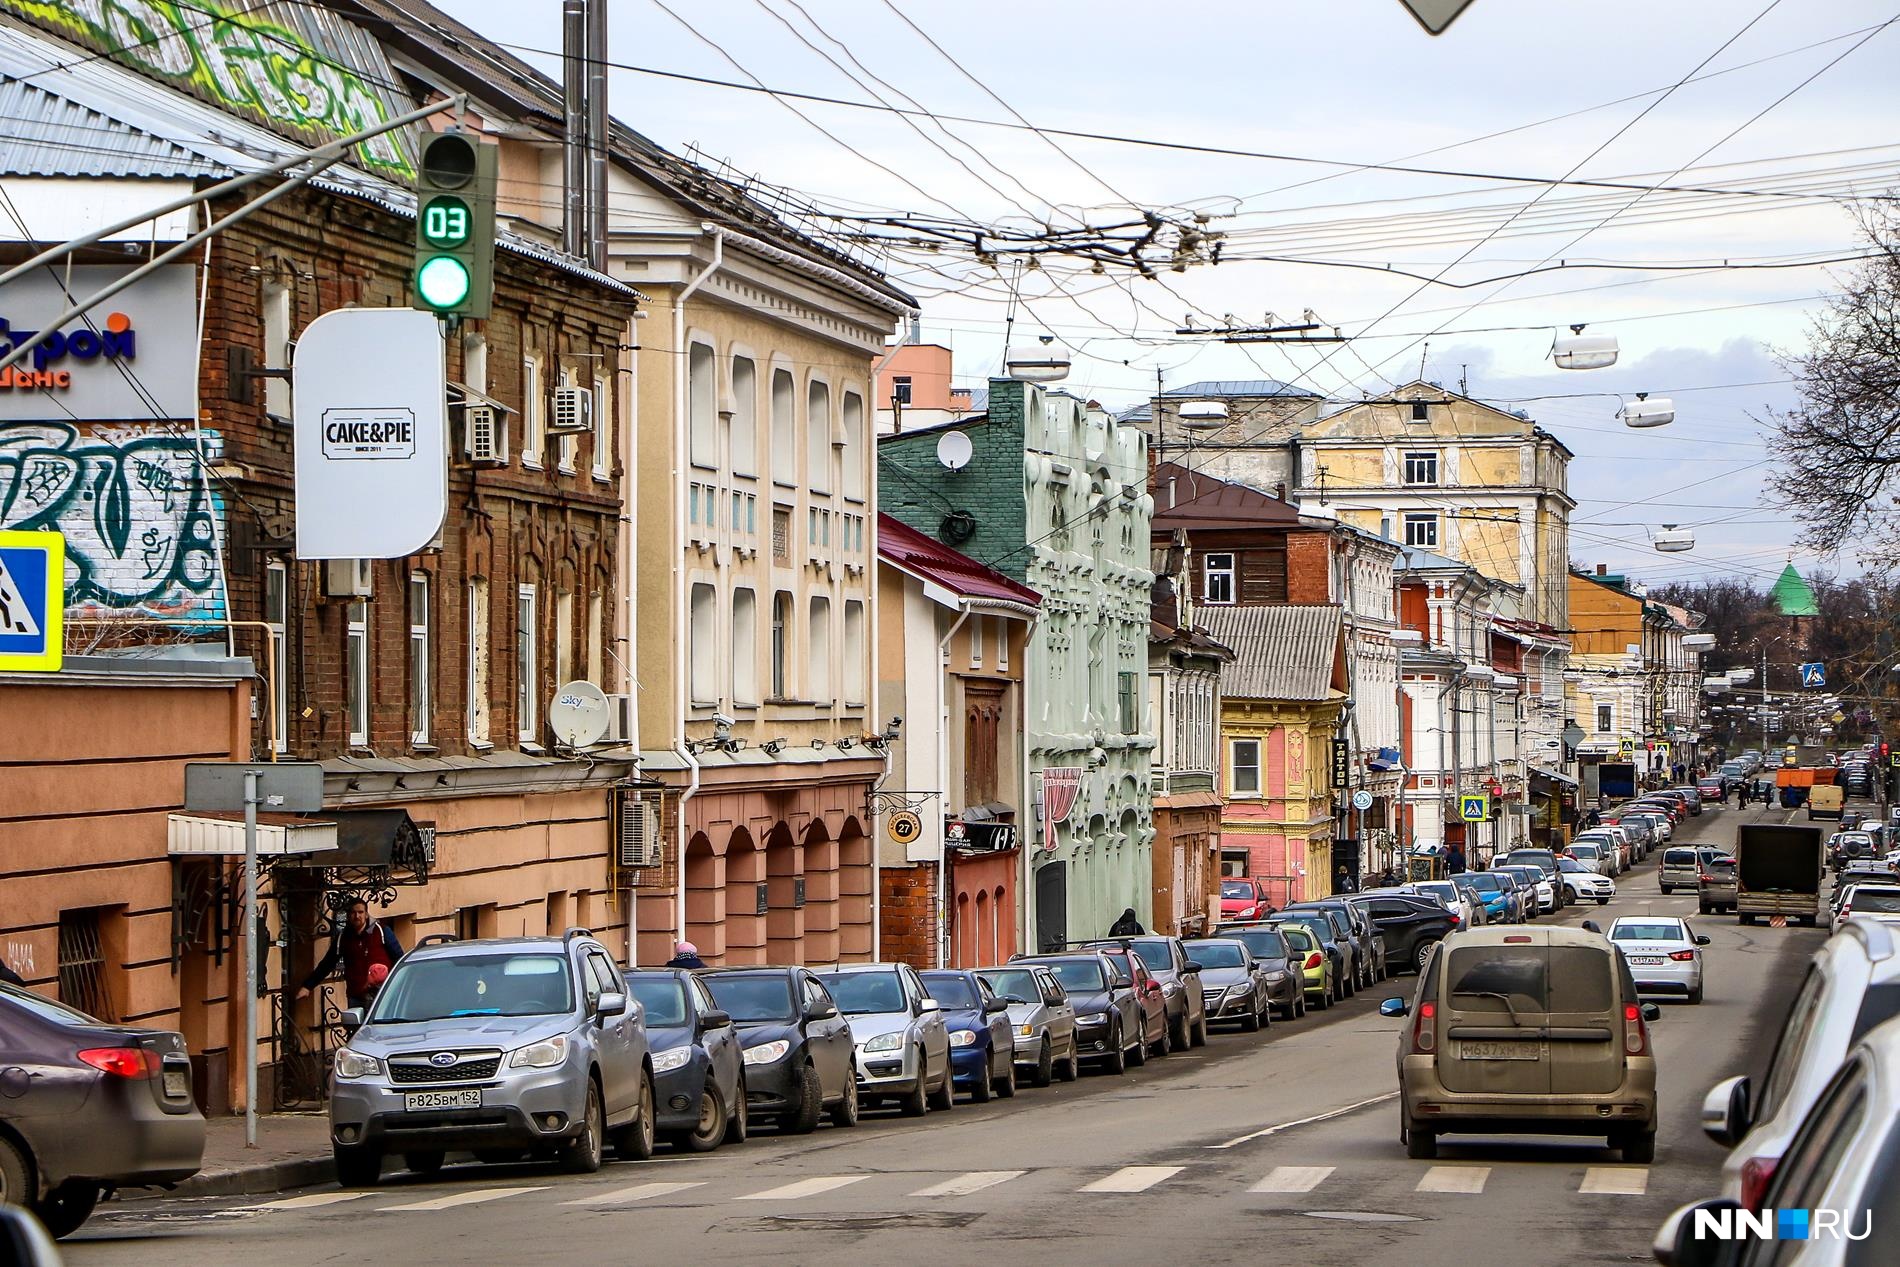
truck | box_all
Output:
[1598,762,1638,801]
[1734,823,1826,927]
[1807,783,1846,820]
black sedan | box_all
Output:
[1012,953,1143,1074]
[1346,893,1457,975]
[0,983,204,1238]
[697,967,858,1133]
[624,969,746,1151]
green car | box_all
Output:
[1273,922,1334,1010]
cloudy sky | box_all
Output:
[443,0,1900,588]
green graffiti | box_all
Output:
[6,0,414,178]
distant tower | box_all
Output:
[1769,561,1819,646]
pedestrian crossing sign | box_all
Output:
[0,531,62,672]
[1460,794,1489,822]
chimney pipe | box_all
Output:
[561,0,586,258]
[1597,563,1607,576]
[584,0,609,270]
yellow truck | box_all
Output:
[1808,783,1846,821]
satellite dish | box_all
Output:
[936,430,973,471]
[549,680,610,747]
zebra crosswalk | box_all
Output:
[237,1157,1650,1218]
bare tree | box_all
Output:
[1767,205,1900,562]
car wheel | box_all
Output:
[0,1136,31,1210]
[927,1062,956,1111]
[1100,1024,1127,1075]
[610,1070,657,1160]
[828,1074,860,1128]
[676,1083,728,1152]
[1739,913,1756,925]
[1169,1009,1191,1052]
[1414,939,1438,974]
[995,1059,1017,1099]
[1619,1130,1657,1164]
[333,1145,383,1188]
[1313,983,1329,1011]
[1032,1040,1055,1088]
[403,1150,446,1176]
[1406,1129,1438,1160]
[786,1061,827,1131]
[725,1075,750,1144]
[1060,1041,1081,1082]
[970,1056,993,1103]
[1127,1023,1148,1067]
[560,1078,606,1173]
[1239,1006,1261,1033]
[1596,896,1611,906]
[1698,902,1710,914]
[33,1182,100,1240]
[1688,982,1705,1005]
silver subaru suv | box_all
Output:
[328,930,653,1186]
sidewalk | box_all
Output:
[164,1112,337,1199]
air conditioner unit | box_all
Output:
[322,558,372,598]
[602,693,634,744]
[616,790,663,869]
[548,386,592,436]
[465,405,506,463]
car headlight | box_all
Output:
[949,1029,979,1048]
[508,1035,569,1069]
[1076,1012,1108,1025]
[862,1032,905,1054]
[334,1048,382,1079]
[1017,1024,1035,1038]
[1224,986,1252,1001]
[651,1046,693,1073]
[742,1040,790,1066]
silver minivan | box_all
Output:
[1658,846,1725,894]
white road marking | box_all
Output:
[1416,1166,1490,1194]
[1580,1167,1650,1195]
[246,1192,370,1211]
[736,1176,867,1201]
[1080,1165,1183,1193]
[1250,1166,1334,1193]
[379,1186,548,1212]
[910,1170,1026,1198]
[562,1181,705,1205]
[1208,1093,1399,1150]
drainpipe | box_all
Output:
[672,225,725,946]
[936,605,973,968]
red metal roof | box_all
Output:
[1151,461,1301,529]
[877,514,1043,609]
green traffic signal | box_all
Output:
[416,255,472,310]
[411,131,495,319]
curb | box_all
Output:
[166,1156,336,1200]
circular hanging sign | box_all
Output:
[1351,789,1374,812]
[888,810,923,846]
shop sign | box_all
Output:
[0,267,198,421]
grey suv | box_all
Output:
[329,930,653,1185]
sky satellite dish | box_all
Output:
[549,680,610,747]
[936,430,973,471]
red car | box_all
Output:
[1220,878,1274,921]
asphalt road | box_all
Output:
[66,804,1824,1267]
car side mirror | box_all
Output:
[919,997,942,1015]
[1653,1199,1742,1267]
[0,1206,61,1267]
[1184,961,1204,974]
[697,1008,732,1033]
[1695,935,1712,946]
[804,1000,837,1022]
[340,1008,365,1030]
[1700,1075,1752,1148]
[595,991,628,1020]
[1641,1002,1663,1023]
[984,998,1010,1014]
[1378,997,1408,1018]
[1113,975,1133,989]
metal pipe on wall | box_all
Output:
[584,0,610,271]
[561,0,587,259]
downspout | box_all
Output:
[673,225,725,946]
[937,605,973,968]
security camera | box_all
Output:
[713,712,737,730]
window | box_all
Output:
[262,276,291,417]
[462,331,488,392]
[1230,739,1261,796]
[554,589,574,689]
[808,596,832,702]
[591,376,610,479]
[467,579,490,745]
[733,588,758,704]
[731,356,757,477]
[1410,401,1430,423]
[842,599,865,705]
[57,908,114,1021]
[1118,671,1139,734]
[688,341,716,468]
[586,591,604,687]
[969,614,984,667]
[807,380,831,493]
[1203,552,1235,604]
[265,561,288,752]
[842,391,865,500]
[1596,703,1613,733]
[409,573,431,745]
[773,507,792,564]
[689,583,716,704]
[1403,513,1438,548]
[522,354,544,466]
[891,375,912,406]
[771,368,795,485]
[1403,451,1439,485]
[516,584,538,743]
[771,592,792,699]
[346,597,368,747]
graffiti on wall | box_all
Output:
[0,423,226,621]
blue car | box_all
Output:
[919,969,1017,1103]
[623,968,747,1151]
[1455,873,1517,924]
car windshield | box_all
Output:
[370,952,573,1022]
[1184,942,1245,968]
[702,974,797,1023]
[627,978,688,1027]
[1847,891,1900,913]
[1044,960,1107,992]
[821,971,907,1014]
[1275,926,1315,951]
[1415,882,1455,902]
[1276,916,1332,942]
[1125,939,1172,972]
[1558,859,1590,873]
[979,969,1040,1002]
[920,974,980,1009]
[1611,922,1683,942]
[1464,874,1504,891]
[1221,880,1256,899]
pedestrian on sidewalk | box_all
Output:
[295,898,403,1011]
[665,940,707,969]
[1109,907,1145,936]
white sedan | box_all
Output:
[1608,916,1708,1004]
[1832,883,1900,932]
[1557,858,1615,905]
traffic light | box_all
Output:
[412,130,496,319]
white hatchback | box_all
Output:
[1608,916,1707,1004]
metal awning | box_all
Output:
[167,812,338,857]
[285,809,426,868]
[448,382,517,415]
[957,801,1016,823]
[1531,767,1580,787]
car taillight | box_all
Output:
[1697,872,1710,883]
[1448,912,1462,926]
[1623,1003,1649,1057]
[1304,952,1323,970]
[1739,1156,1778,1211]
[77,1047,160,1078]
[1668,950,1697,961]
[1411,1000,1436,1054]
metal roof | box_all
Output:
[877,513,1041,611]
[1198,604,1344,701]
[1151,461,1299,529]
[1163,380,1317,398]
[0,76,222,178]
